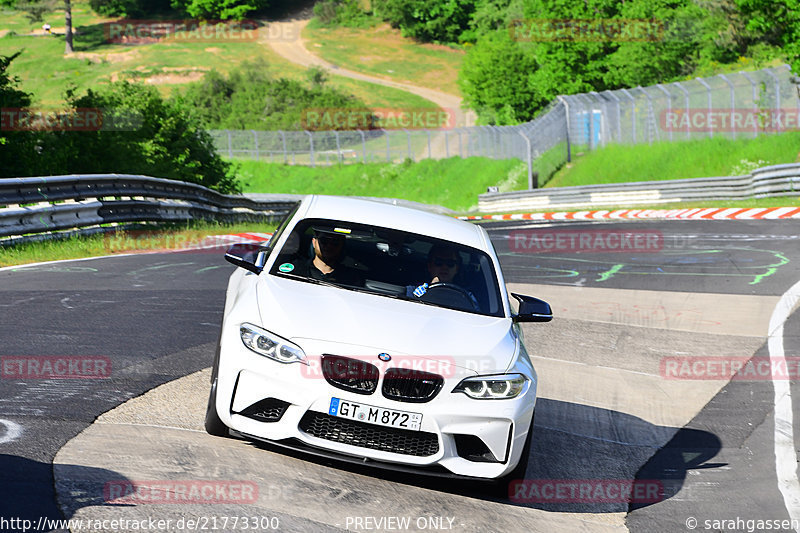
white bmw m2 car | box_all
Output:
[205,195,552,481]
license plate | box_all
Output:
[328,398,422,431]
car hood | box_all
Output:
[256,276,516,373]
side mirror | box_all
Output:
[225,243,265,274]
[511,293,553,323]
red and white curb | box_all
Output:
[195,232,272,248]
[459,206,800,222]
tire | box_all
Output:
[204,342,230,437]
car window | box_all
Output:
[268,218,504,317]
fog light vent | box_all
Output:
[453,434,498,463]
[237,398,290,422]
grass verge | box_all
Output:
[0,221,276,267]
[546,132,800,188]
[234,157,527,211]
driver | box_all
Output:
[408,244,478,309]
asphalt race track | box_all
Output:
[1,218,799,533]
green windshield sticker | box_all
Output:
[278,263,295,273]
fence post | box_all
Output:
[493,126,502,159]
[427,130,432,158]
[557,96,572,161]
[226,130,233,158]
[404,129,412,160]
[620,89,636,144]
[334,130,342,163]
[279,130,287,164]
[251,130,259,161]
[357,129,366,163]
[385,129,391,162]
[518,130,535,189]
[444,130,450,158]
[655,84,672,142]
[305,131,314,167]
[577,94,595,149]
[602,90,622,143]
[718,74,736,140]
[697,77,713,138]
[764,68,781,133]
[739,71,759,138]
[673,82,691,140]
[635,87,656,143]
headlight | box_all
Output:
[452,374,528,399]
[240,323,307,365]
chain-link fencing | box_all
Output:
[210,65,798,188]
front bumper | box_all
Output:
[215,332,536,479]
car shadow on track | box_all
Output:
[245,398,722,514]
[0,454,132,530]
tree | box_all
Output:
[169,0,269,20]
[35,82,240,192]
[373,0,476,42]
[64,0,72,53]
[736,0,800,73]
[458,30,543,124]
[0,52,39,179]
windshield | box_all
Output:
[268,218,504,317]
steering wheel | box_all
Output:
[421,282,479,311]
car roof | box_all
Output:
[297,195,488,250]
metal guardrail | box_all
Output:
[0,175,298,241]
[477,163,800,212]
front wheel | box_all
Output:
[494,412,534,495]
[205,342,230,437]
[204,376,230,437]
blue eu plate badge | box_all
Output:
[329,397,340,416]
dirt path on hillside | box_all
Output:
[262,17,476,160]
[265,19,474,127]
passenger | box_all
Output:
[298,229,363,286]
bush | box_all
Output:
[45,82,240,192]
[180,59,369,131]
[373,0,476,43]
[89,0,173,18]
[313,0,375,28]
[169,0,269,20]
[0,71,239,192]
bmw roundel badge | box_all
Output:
[378,353,391,362]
